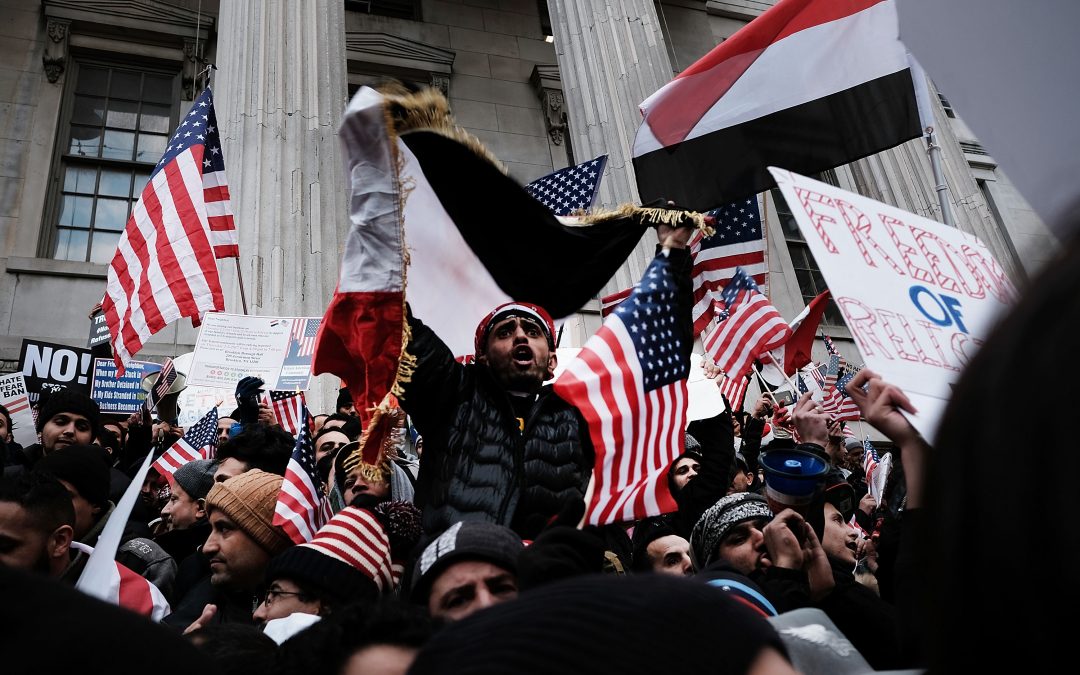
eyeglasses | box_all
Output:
[256,588,305,607]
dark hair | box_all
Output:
[0,403,12,436]
[0,472,76,533]
[274,598,434,675]
[921,230,1080,672]
[95,428,121,462]
[215,423,294,476]
[186,624,278,675]
[312,413,330,423]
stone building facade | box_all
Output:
[0,0,1055,410]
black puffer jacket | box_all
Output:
[399,313,593,540]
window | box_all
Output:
[344,0,421,20]
[937,92,956,119]
[770,170,846,327]
[47,62,178,263]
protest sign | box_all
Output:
[0,373,37,447]
[87,308,110,349]
[19,339,94,404]
[90,359,163,414]
[768,168,1018,441]
[186,314,322,391]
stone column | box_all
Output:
[215,0,349,411]
[547,0,676,333]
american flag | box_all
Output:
[524,155,608,216]
[5,391,30,415]
[265,390,307,438]
[150,407,218,478]
[600,287,633,318]
[690,197,767,335]
[103,87,237,373]
[719,374,749,412]
[273,403,323,544]
[863,436,891,505]
[833,364,864,422]
[289,319,320,358]
[702,267,791,381]
[143,358,176,414]
[554,249,692,525]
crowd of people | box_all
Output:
[1,221,1073,674]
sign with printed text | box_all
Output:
[87,308,111,350]
[769,168,1018,441]
[90,358,163,414]
[186,313,322,391]
[19,339,94,404]
[0,372,37,448]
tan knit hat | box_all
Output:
[206,469,293,555]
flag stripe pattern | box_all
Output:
[554,248,693,525]
[524,155,608,216]
[265,390,307,438]
[690,198,767,334]
[600,287,633,318]
[144,358,177,414]
[290,319,320,359]
[274,403,323,544]
[150,407,219,478]
[702,268,792,380]
[301,507,394,591]
[719,374,750,412]
[104,87,234,373]
[71,542,170,621]
[633,0,923,209]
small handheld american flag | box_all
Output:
[274,403,324,544]
[143,359,177,415]
[264,390,308,438]
[150,407,219,478]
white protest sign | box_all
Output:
[187,314,322,391]
[170,352,231,428]
[551,349,725,424]
[0,373,37,448]
[769,168,1018,441]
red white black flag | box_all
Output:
[633,0,924,210]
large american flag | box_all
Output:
[719,374,749,412]
[265,390,308,438]
[273,403,323,544]
[597,198,766,329]
[702,268,791,381]
[289,318,320,358]
[524,155,608,216]
[103,87,237,373]
[150,407,218,478]
[554,249,692,525]
[143,358,176,415]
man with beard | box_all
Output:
[0,471,75,578]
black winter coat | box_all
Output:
[399,313,593,541]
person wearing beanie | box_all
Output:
[336,387,357,417]
[35,443,112,544]
[2,388,101,479]
[164,469,294,630]
[254,501,421,628]
[161,459,216,532]
[408,574,796,675]
[410,521,523,622]
[630,514,693,577]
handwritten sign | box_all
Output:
[187,313,322,391]
[769,168,1017,441]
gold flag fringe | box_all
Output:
[574,203,716,238]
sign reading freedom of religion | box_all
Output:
[769,168,1018,442]
[187,313,323,391]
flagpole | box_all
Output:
[234,258,249,315]
[925,127,956,228]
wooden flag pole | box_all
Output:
[234,258,249,315]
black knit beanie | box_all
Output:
[408,574,790,675]
[35,389,100,434]
[36,443,111,507]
